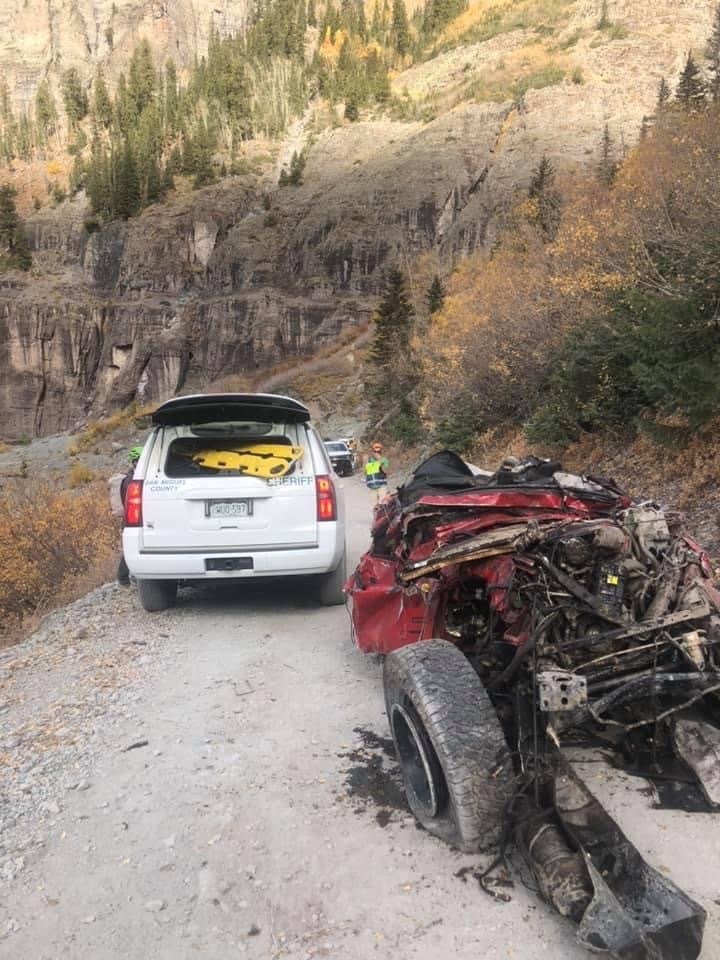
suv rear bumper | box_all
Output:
[123,529,343,580]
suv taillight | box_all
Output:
[316,475,337,522]
[124,480,144,527]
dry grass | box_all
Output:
[208,320,371,395]
[73,403,155,452]
[0,441,10,454]
[0,478,118,638]
[68,463,96,488]
[463,44,569,101]
[439,0,575,47]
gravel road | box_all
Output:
[1,477,719,959]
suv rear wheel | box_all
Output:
[317,550,347,606]
[138,579,178,613]
[384,639,513,852]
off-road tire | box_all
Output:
[317,549,347,606]
[137,579,177,613]
[384,639,513,852]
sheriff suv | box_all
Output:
[123,394,346,612]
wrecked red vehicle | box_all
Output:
[346,451,720,960]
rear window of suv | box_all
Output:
[164,422,307,478]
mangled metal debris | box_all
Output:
[346,452,720,960]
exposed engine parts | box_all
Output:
[347,452,720,960]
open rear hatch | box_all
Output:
[151,393,311,427]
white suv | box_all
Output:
[123,393,346,612]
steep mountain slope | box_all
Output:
[0,0,250,109]
[0,0,716,439]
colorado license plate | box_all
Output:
[206,499,253,519]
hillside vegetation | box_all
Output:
[359,9,720,460]
[0,0,477,217]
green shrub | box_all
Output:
[527,278,720,445]
[512,65,565,99]
[606,23,629,40]
[434,395,482,452]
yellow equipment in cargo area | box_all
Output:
[191,443,304,478]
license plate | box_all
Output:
[206,499,253,519]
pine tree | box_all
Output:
[0,75,11,123]
[424,0,468,36]
[0,184,19,244]
[0,185,31,270]
[369,268,415,366]
[392,0,410,56]
[115,139,141,218]
[426,275,445,315]
[93,69,113,128]
[145,156,164,204]
[115,73,137,135]
[0,76,16,162]
[675,52,706,110]
[68,153,85,195]
[366,49,391,101]
[128,38,157,116]
[528,154,562,240]
[191,118,216,188]
[61,68,88,128]
[35,80,57,144]
[356,0,368,40]
[367,268,420,441]
[289,149,306,184]
[371,0,382,38]
[164,59,179,133]
[597,124,617,186]
[656,76,670,110]
[705,4,720,102]
[166,144,182,174]
[86,133,112,217]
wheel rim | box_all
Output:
[391,702,445,820]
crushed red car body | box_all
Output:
[346,452,720,960]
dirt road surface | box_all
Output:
[1,478,719,959]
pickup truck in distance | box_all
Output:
[324,440,354,477]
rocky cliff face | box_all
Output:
[0,0,249,111]
[0,0,716,438]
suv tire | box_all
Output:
[318,550,347,606]
[138,579,178,613]
[384,639,513,852]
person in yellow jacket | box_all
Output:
[365,442,389,501]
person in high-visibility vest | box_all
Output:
[365,442,389,501]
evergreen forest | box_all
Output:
[0,0,471,222]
